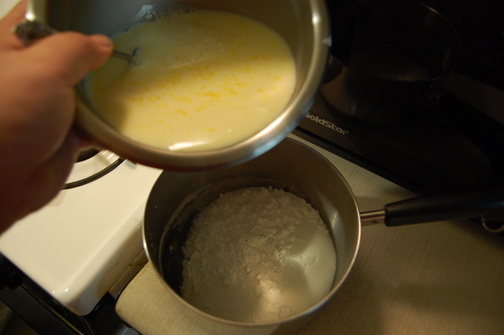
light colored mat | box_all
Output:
[117,220,504,335]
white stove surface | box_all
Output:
[0,158,162,315]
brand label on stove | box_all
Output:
[304,113,349,135]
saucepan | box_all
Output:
[19,0,330,171]
[143,137,504,335]
[321,0,461,124]
[322,0,504,125]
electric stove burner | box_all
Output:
[64,150,125,189]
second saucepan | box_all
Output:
[143,137,504,335]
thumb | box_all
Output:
[25,32,113,85]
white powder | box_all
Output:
[181,187,337,323]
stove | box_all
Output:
[294,0,504,196]
[0,0,503,333]
[293,86,504,195]
[0,147,161,333]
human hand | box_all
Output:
[0,1,112,232]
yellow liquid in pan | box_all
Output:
[86,10,296,151]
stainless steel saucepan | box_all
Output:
[20,0,330,171]
[143,137,504,335]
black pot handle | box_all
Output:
[384,189,504,227]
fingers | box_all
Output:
[1,1,112,86]
[25,32,113,86]
[88,34,114,70]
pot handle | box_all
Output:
[361,189,504,229]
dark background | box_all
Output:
[326,0,504,90]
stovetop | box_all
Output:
[294,87,504,196]
[1,0,503,322]
[0,157,162,315]
[297,0,504,196]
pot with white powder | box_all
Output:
[144,137,504,334]
[21,0,330,171]
[144,137,360,334]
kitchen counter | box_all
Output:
[116,136,504,335]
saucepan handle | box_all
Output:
[361,189,504,230]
